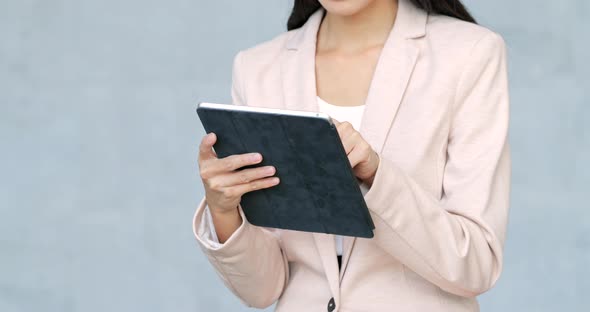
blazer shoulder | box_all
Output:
[426,14,506,53]
[230,28,299,105]
[424,14,507,73]
[236,29,297,68]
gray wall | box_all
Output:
[0,0,587,311]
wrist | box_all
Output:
[362,174,376,188]
[210,204,240,218]
[209,205,243,244]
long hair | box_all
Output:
[287,0,477,31]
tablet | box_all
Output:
[196,102,375,238]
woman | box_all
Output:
[194,0,510,311]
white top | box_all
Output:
[202,96,368,257]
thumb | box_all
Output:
[199,132,218,160]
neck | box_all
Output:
[317,0,398,53]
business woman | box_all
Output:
[194,0,510,311]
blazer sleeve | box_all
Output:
[364,31,511,298]
[192,51,290,308]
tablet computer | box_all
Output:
[196,102,375,238]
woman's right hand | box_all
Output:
[198,132,280,216]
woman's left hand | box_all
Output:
[332,118,380,187]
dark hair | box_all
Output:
[287,0,477,31]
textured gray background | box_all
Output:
[0,0,588,311]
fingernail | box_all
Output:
[252,153,262,161]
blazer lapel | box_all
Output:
[358,0,425,154]
[278,0,427,300]
[313,233,341,304]
[340,0,426,279]
[339,236,356,281]
[280,9,324,113]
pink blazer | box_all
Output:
[193,0,511,311]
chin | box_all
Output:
[319,0,375,16]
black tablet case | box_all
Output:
[197,104,375,238]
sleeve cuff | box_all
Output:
[201,204,222,246]
[363,153,405,219]
[193,197,249,253]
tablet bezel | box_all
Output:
[197,102,334,126]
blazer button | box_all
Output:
[327,297,336,312]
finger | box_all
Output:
[340,135,355,154]
[212,152,263,173]
[225,176,281,197]
[340,130,362,154]
[199,132,218,162]
[336,121,355,139]
[347,144,368,168]
[211,165,276,187]
[332,118,341,126]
